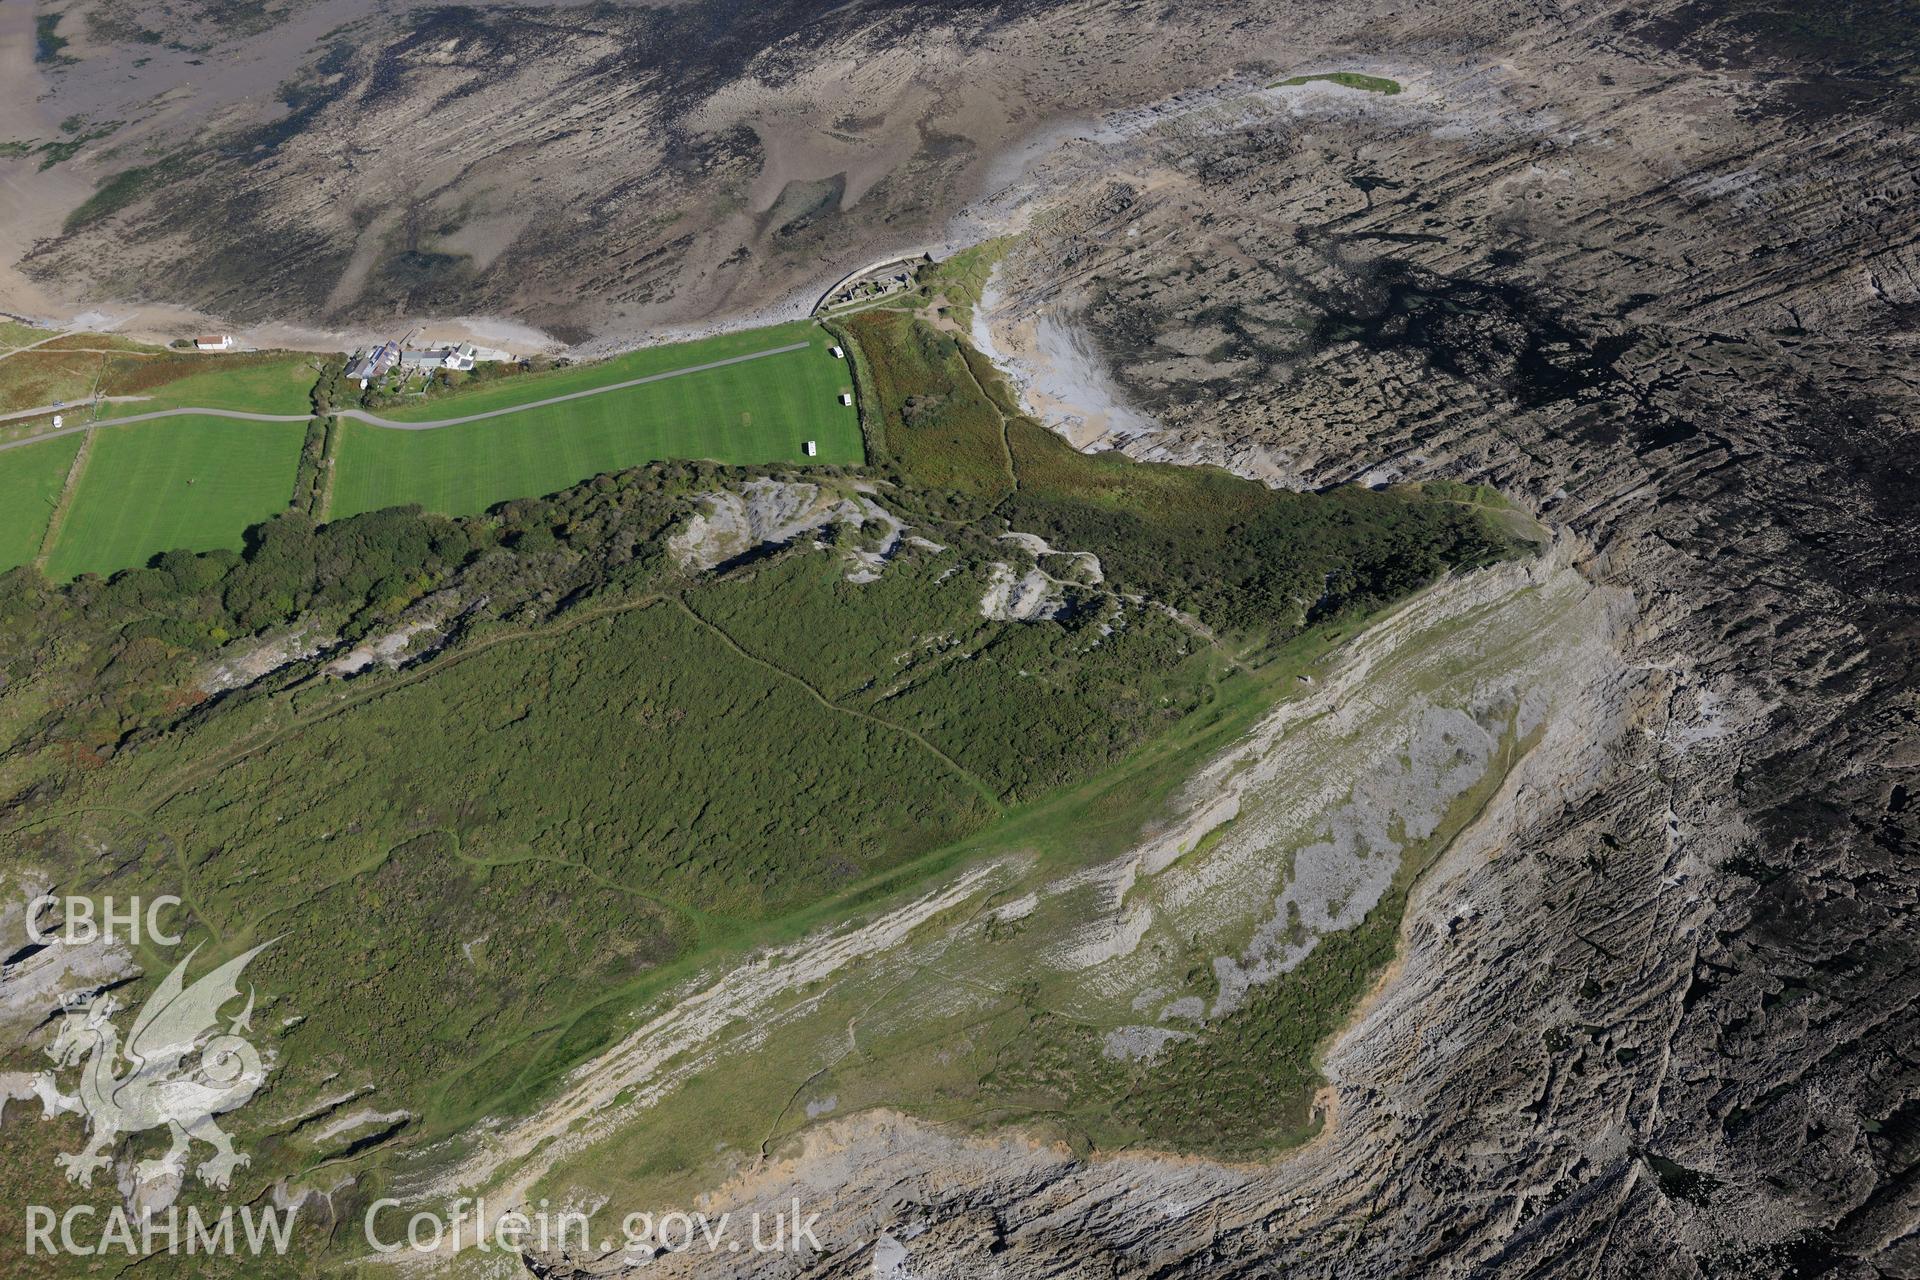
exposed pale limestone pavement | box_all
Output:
[859,12,1920,1280]
[508,8,1920,1280]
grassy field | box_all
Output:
[0,343,316,419]
[375,323,827,422]
[0,319,55,349]
[0,323,864,579]
[0,432,82,571]
[36,332,155,353]
[0,348,104,417]
[43,416,305,579]
[104,350,318,414]
[331,323,859,517]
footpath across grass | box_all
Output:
[44,416,306,579]
[331,324,860,517]
[0,319,53,349]
[0,432,82,571]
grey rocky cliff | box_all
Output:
[534,3,1916,1277]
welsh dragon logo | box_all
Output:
[34,943,273,1191]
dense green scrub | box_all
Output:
[148,600,993,1111]
[0,294,1526,1274]
[844,307,1510,643]
[692,551,1219,803]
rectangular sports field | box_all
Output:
[44,417,306,580]
[330,322,862,518]
[0,433,83,572]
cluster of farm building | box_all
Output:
[344,340,501,388]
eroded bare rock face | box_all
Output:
[532,5,1916,1279]
[838,6,1917,1276]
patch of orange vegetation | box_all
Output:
[59,741,108,771]
[161,686,210,715]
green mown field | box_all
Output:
[113,351,319,414]
[371,322,828,422]
[0,433,82,571]
[331,323,860,517]
[43,417,306,579]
